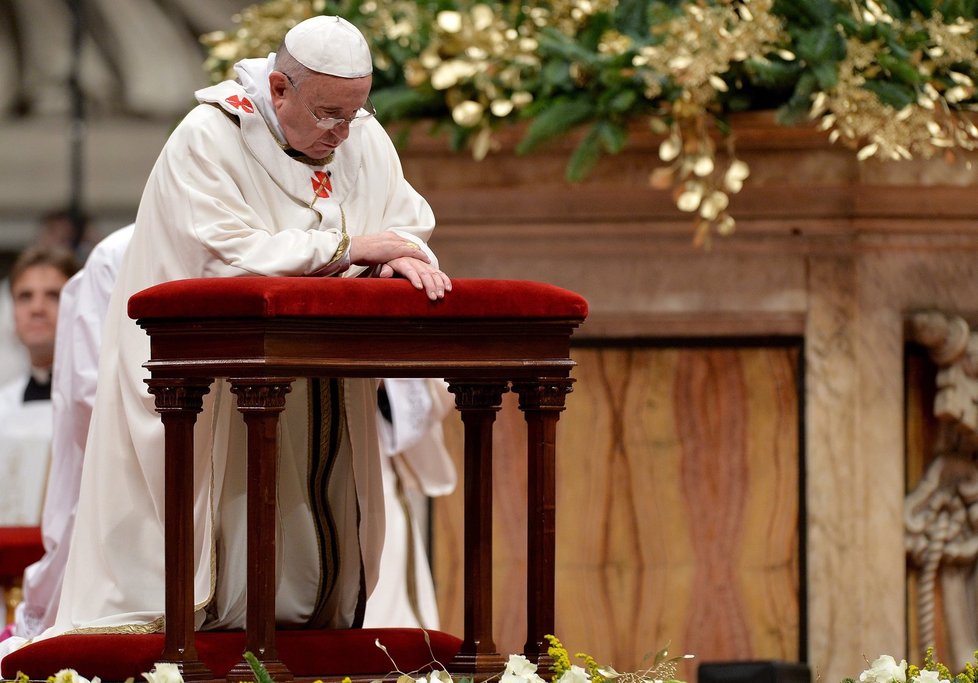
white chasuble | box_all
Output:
[42,69,437,639]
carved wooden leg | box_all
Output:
[226,378,295,683]
[145,377,214,682]
[446,380,509,679]
[512,379,573,669]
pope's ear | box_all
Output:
[268,72,289,103]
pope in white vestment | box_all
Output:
[44,16,451,639]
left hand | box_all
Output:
[380,257,452,300]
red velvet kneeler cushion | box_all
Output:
[1,628,463,681]
[0,526,43,581]
[128,277,589,321]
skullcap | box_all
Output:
[284,16,372,78]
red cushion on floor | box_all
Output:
[1,628,462,681]
[0,527,43,580]
[128,277,588,321]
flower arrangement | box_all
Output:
[848,649,978,683]
[373,633,691,683]
[14,635,691,683]
[203,0,978,244]
[9,660,184,683]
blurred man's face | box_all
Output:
[12,264,68,367]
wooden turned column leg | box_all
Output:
[145,378,214,682]
[446,380,509,679]
[226,378,295,683]
[512,379,574,669]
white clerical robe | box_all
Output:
[6,226,135,649]
[363,379,456,629]
[0,377,52,529]
[0,374,53,626]
[46,62,437,638]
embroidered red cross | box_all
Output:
[225,95,254,113]
[311,171,332,198]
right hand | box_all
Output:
[348,231,431,266]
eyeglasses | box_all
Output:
[283,73,376,130]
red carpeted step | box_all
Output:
[0,527,43,581]
[1,628,462,681]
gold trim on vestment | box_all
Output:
[325,206,351,266]
[66,616,166,636]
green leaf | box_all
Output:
[746,57,801,89]
[606,89,637,113]
[244,651,275,683]
[566,125,603,181]
[811,60,838,89]
[777,70,818,124]
[537,28,600,65]
[774,0,836,25]
[372,85,442,122]
[795,26,843,63]
[390,125,412,150]
[835,14,861,35]
[516,100,596,154]
[614,0,649,38]
[862,79,916,108]
[596,120,628,153]
[577,11,614,49]
[447,124,469,153]
[539,60,574,94]
[878,53,921,85]
[651,644,672,665]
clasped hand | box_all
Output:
[348,231,452,300]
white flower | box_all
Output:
[912,670,949,683]
[676,183,704,212]
[505,654,537,675]
[556,664,592,683]
[436,11,462,33]
[859,655,907,683]
[490,100,515,118]
[51,670,100,683]
[142,662,184,683]
[451,100,485,128]
[658,135,681,162]
[692,155,714,177]
[501,654,547,683]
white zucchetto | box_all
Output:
[284,16,373,78]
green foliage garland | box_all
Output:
[203,0,978,243]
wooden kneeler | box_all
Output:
[115,277,583,682]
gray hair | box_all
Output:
[274,42,317,86]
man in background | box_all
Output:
[0,209,90,389]
[0,245,79,621]
[0,228,132,651]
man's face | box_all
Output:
[12,264,68,364]
[270,71,373,159]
